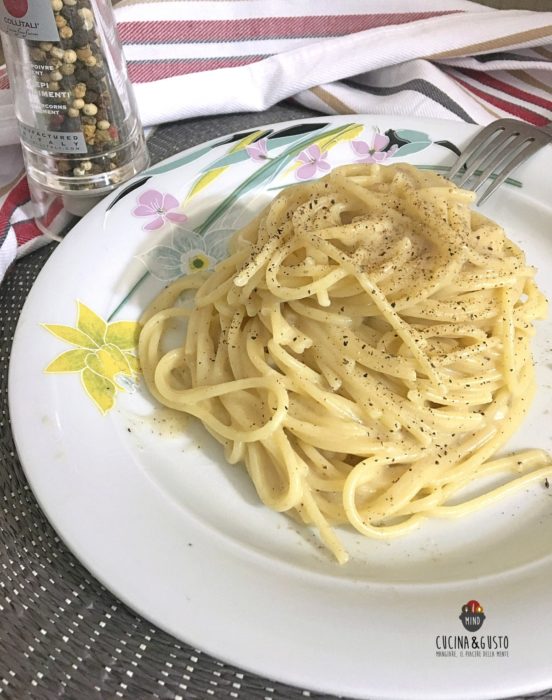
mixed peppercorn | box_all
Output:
[27,0,125,177]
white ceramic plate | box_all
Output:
[9,115,552,700]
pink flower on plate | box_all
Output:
[246,137,269,162]
[295,144,331,180]
[351,133,398,163]
[132,190,188,231]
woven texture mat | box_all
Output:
[1,103,551,700]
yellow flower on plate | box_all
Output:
[42,301,141,414]
[184,250,211,273]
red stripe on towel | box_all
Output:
[0,176,29,241]
[453,75,549,125]
[127,55,267,82]
[458,68,552,111]
[118,12,459,44]
[13,218,43,247]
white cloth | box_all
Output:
[1,0,551,282]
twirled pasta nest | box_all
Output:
[139,163,551,564]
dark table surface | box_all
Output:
[1,101,551,700]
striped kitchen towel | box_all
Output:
[1,0,552,282]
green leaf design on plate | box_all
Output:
[145,129,274,177]
[45,348,91,373]
[77,301,107,346]
[316,123,364,151]
[105,321,141,349]
[196,122,361,235]
[185,130,271,200]
[144,144,217,177]
[394,130,431,142]
[42,324,98,349]
[183,126,343,201]
[393,141,432,157]
[81,368,116,414]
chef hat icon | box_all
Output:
[463,600,484,614]
[460,600,486,631]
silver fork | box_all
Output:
[447,118,552,205]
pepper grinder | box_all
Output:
[0,0,149,235]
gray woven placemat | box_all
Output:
[1,103,550,700]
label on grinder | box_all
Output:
[19,122,88,155]
[0,0,59,42]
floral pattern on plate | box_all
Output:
[132,189,188,231]
[43,302,141,414]
[140,227,232,281]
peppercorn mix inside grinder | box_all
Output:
[0,0,149,227]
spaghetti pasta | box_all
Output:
[139,163,551,564]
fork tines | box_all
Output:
[448,118,552,205]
